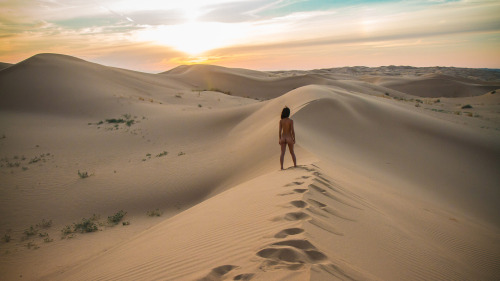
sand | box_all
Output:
[0,53,499,280]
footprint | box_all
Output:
[198,265,238,281]
[285,181,304,186]
[271,239,316,250]
[256,239,328,271]
[234,273,254,280]
[285,212,310,221]
[290,200,307,208]
[274,228,304,238]
[293,188,307,193]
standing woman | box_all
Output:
[279,107,297,170]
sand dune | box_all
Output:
[370,74,499,97]
[162,64,344,100]
[0,62,12,71]
[1,54,499,280]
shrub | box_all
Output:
[24,226,37,237]
[147,209,163,217]
[461,104,472,109]
[122,221,130,226]
[78,170,89,179]
[178,152,185,156]
[106,118,126,124]
[126,120,134,127]
[156,151,168,157]
[108,210,126,225]
[3,233,11,243]
[73,217,99,233]
[26,241,39,249]
[61,225,72,237]
[36,219,52,229]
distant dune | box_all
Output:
[0,53,499,281]
[0,62,12,71]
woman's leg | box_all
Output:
[280,142,286,170]
[288,142,297,167]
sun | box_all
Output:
[136,21,246,55]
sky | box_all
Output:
[1,0,499,72]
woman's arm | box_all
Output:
[291,120,296,143]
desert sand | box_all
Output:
[0,53,499,280]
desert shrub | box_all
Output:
[38,232,48,237]
[7,162,20,168]
[24,226,37,237]
[122,221,130,226]
[78,170,89,179]
[108,210,126,225]
[61,225,72,236]
[3,233,11,243]
[43,237,53,243]
[198,104,202,107]
[147,209,163,217]
[36,219,52,229]
[156,151,168,157]
[461,104,472,109]
[178,152,185,156]
[126,120,134,127]
[106,118,126,124]
[26,241,39,249]
[73,217,99,233]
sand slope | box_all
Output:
[1,54,499,280]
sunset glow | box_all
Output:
[1,0,499,72]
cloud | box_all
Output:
[1,0,499,70]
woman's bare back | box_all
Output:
[279,118,295,144]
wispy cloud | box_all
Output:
[0,0,499,71]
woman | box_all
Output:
[279,107,297,170]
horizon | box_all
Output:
[1,0,500,72]
[3,52,500,74]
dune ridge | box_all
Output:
[0,53,499,280]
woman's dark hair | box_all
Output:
[281,107,290,119]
